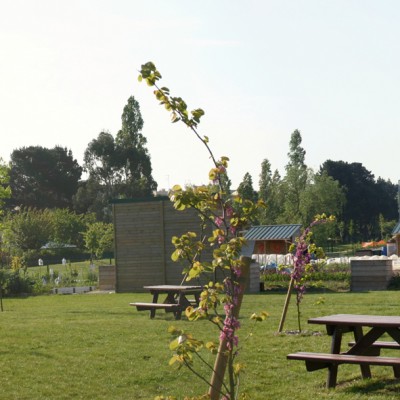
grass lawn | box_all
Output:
[1,290,400,399]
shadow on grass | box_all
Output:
[29,350,54,359]
[341,377,400,395]
[66,310,132,316]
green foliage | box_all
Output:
[115,96,157,197]
[280,130,308,223]
[237,172,258,203]
[51,208,94,248]
[388,273,400,290]
[319,160,398,241]
[0,158,11,218]
[83,96,157,219]
[2,207,53,253]
[9,146,82,209]
[72,179,112,222]
[258,159,283,224]
[0,267,33,298]
[1,208,99,266]
[83,222,114,260]
[299,172,346,228]
[262,262,351,290]
[378,213,397,240]
[139,61,266,399]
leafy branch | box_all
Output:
[138,62,267,400]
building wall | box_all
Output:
[113,198,209,292]
[255,240,287,254]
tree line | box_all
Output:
[0,96,154,266]
[237,130,398,244]
[0,96,398,263]
[4,96,156,222]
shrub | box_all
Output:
[0,268,33,296]
[388,273,400,290]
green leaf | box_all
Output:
[171,249,181,262]
[169,338,180,351]
[168,355,180,365]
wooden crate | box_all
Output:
[351,259,393,291]
[98,265,116,291]
[246,261,261,293]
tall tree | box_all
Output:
[259,159,272,201]
[258,159,283,224]
[281,129,308,223]
[319,160,397,241]
[72,179,113,222]
[83,96,157,209]
[375,178,398,221]
[115,96,157,197]
[83,131,121,199]
[9,146,82,209]
[237,172,258,203]
[300,171,345,226]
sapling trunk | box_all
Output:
[208,256,250,400]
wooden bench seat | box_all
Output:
[129,302,183,319]
[287,351,400,383]
[348,341,400,349]
[129,302,180,311]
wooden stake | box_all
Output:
[277,276,294,333]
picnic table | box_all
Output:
[287,314,400,388]
[130,285,203,320]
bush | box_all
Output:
[84,269,98,285]
[388,273,400,290]
[0,268,33,296]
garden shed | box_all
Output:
[112,197,212,292]
[243,224,302,255]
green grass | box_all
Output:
[1,290,400,399]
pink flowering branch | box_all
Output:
[279,214,334,333]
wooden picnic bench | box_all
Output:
[287,314,400,388]
[130,285,203,320]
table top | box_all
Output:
[308,314,400,328]
[143,285,203,292]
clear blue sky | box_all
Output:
[1,0,399,190]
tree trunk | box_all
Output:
[208,256,251,399]
[0,286,3,312]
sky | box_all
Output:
[1,0,399,191]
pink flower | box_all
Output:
[215,216,223,227]
[225,206,234,218]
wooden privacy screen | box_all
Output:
[112,197,211,292]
